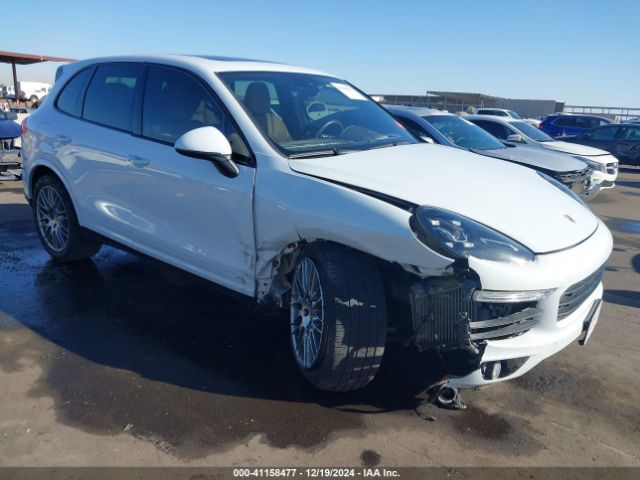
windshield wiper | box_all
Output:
[289,148,350,159]
[369,140,413,150]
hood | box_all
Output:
[543,140,610,158]
[289,144,597,254]
[476,145,588,173]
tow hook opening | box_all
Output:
[429,385,467,410]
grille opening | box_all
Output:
[558,266,604,320]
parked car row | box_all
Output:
[21,55,613,397]
[389,106,596,199]
[474,109,639,166]
[466,115,619,195]
[388,106,619,200]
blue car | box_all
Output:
[539,114,611,138]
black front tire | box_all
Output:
[33,174,101,262]
[290,242,387,392]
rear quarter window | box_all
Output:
[56,68,94,117]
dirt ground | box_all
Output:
[0,168,639,468]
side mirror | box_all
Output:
[506,134,524,143]
[175,126,239,178]
[420,136,435,144]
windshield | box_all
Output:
[511,120,554,142]
[424,115,505,150]
[507,110,522,119]
[218,72,416,157]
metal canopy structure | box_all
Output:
[0,50,76,105]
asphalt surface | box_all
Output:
[0,168,639,467]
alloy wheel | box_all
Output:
[290,258,325,369]
[36,186,69,252]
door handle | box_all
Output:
[128,155,150,167]
[55,135,72,145]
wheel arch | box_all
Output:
[28,163,79,216]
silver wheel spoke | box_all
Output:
[36,186,69,252]
[290,257,325,369]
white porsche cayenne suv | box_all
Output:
[21,55,612,392]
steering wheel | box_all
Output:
[316,120,344,139]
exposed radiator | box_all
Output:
[409,277,541,351]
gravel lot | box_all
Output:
[0,168,639,467]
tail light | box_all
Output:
[21,117,28,135]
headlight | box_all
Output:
[574,156,604,173]
[537,170,586,206]
[410,207,534,264]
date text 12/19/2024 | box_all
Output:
[233,468,401,478]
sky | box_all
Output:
[2,0,639,106]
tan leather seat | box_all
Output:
[244,82,291,143]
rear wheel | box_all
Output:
[33,174,101,262]
[289,243,387,392]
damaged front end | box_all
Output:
[402,270,544,383]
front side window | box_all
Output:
[574,116,596,129]
[590,126,617,140]
[620,126,640,140]
[83,64,142,131]
[510,121,554,141]
[56,68,93,117]
[218,71,416,157]
[142,65,248,158]
[426,115,505,150]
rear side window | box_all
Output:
[479,109,507,117]
[472,120,511,139]
[83,64,142,131]
[552,116,576,127]
[56,68,93,117]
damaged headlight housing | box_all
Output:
[574,156,605,173]
[410,207,534,264]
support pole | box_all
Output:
[12,61,19,106]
